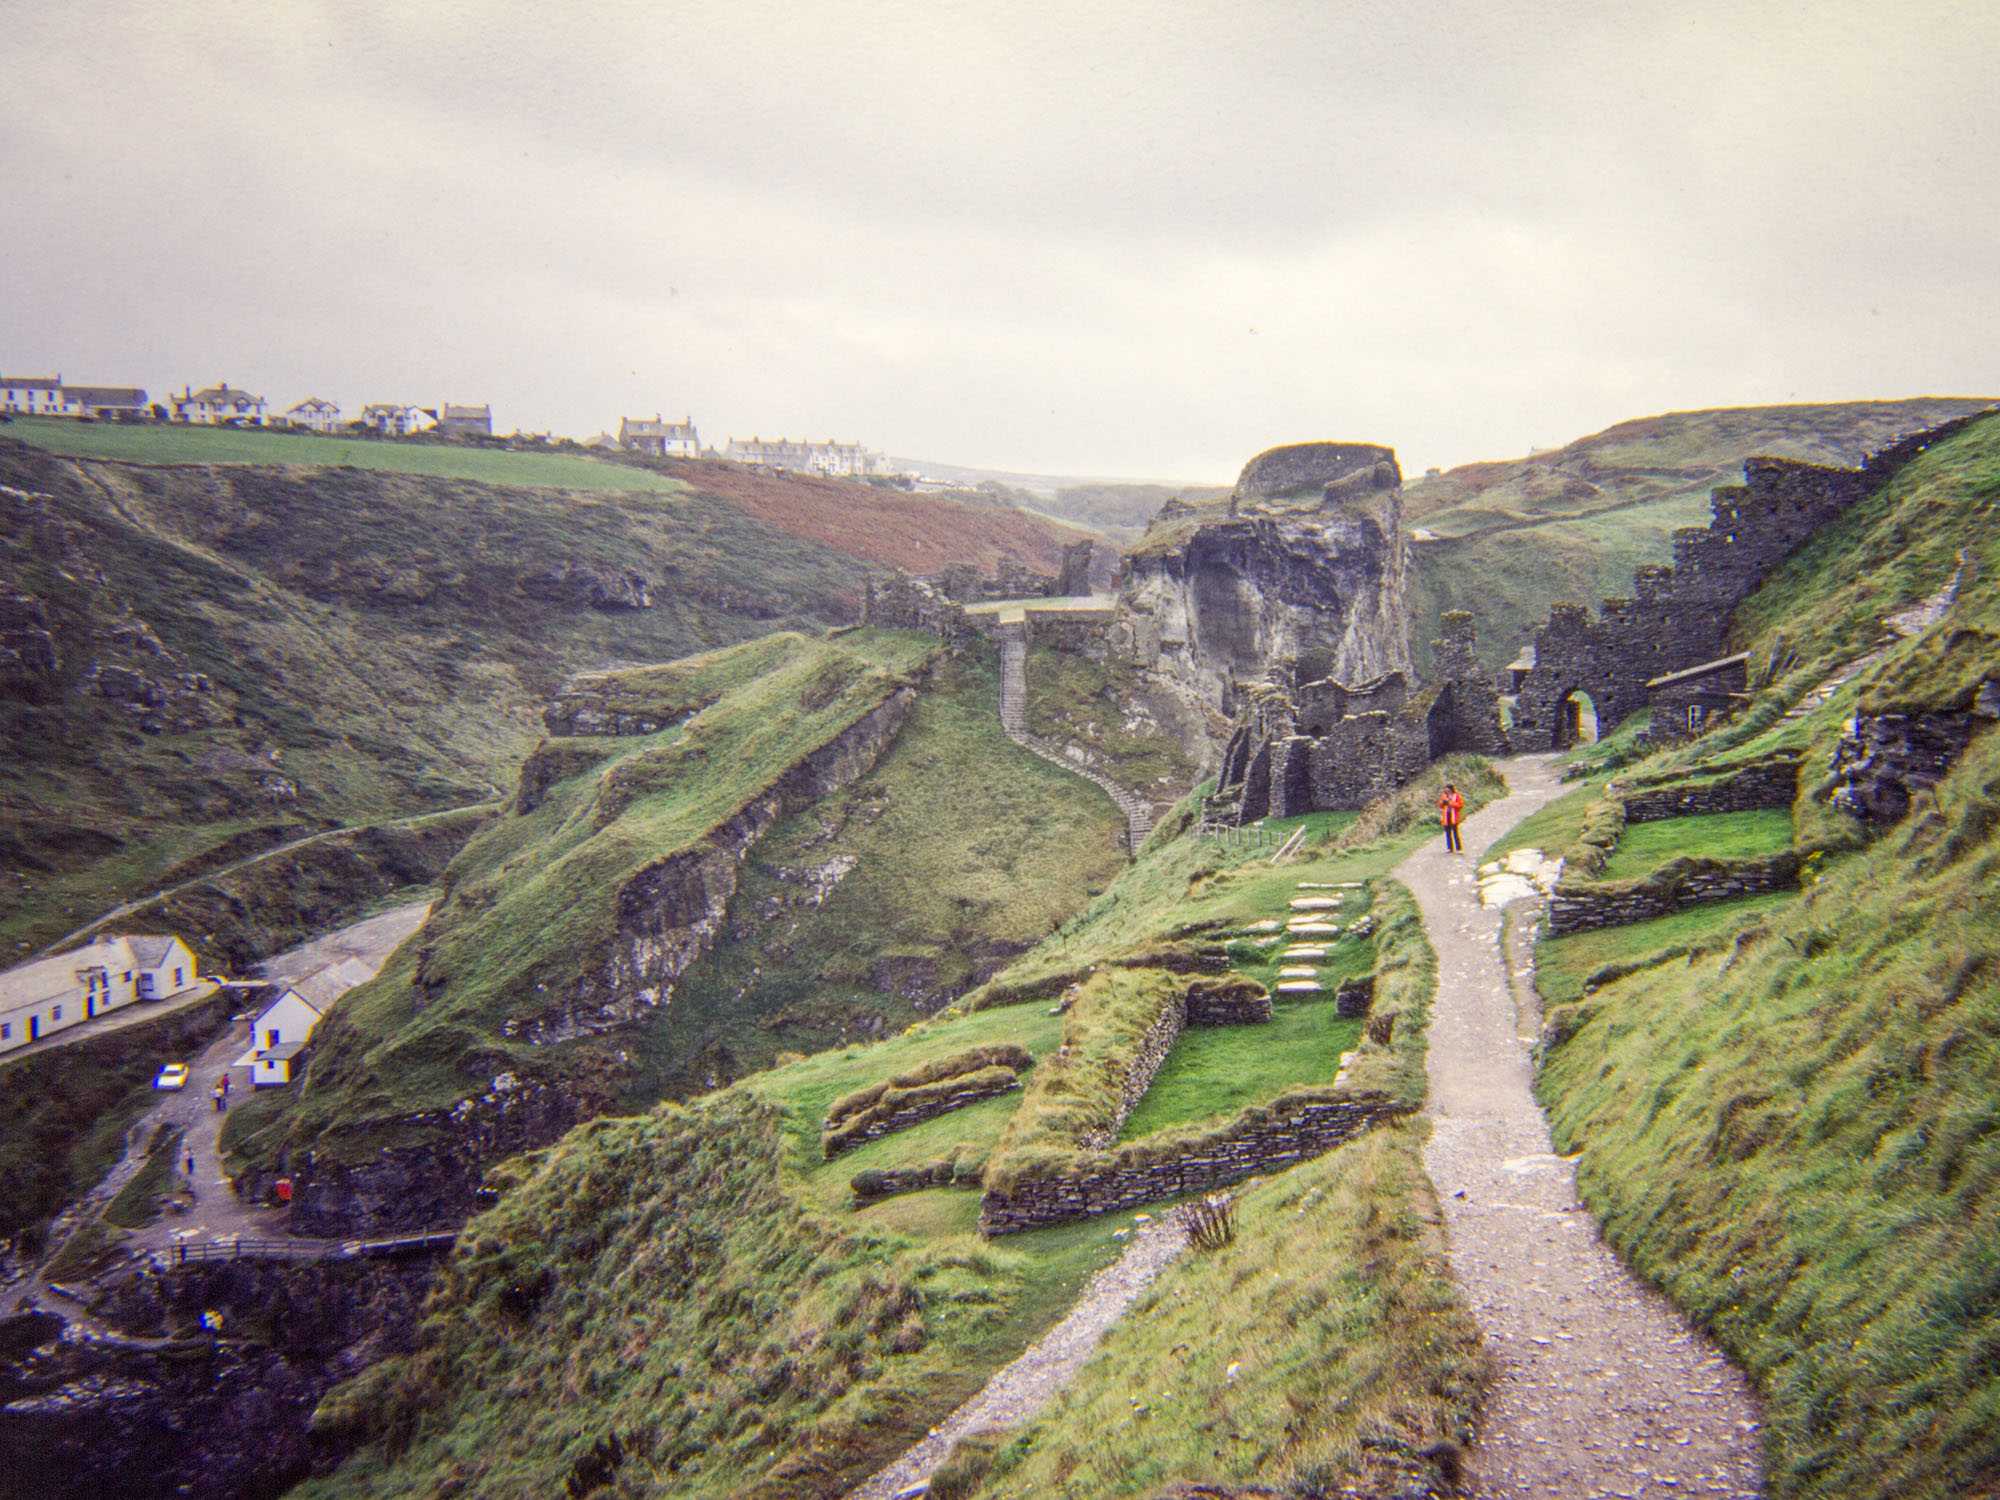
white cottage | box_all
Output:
[0,933,199,1054]
[172,381,267,426]
[284,396,342,433]
[1,374,75,417]
[246,957,372,1085]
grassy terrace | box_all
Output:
[1595,807,1794,881]
[4,415,686,494]
[1119,1000,1364,1140]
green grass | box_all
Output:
[1597,808,1794,881]
[1535,890,1799,1007]
[618,643,1128,1102]
[1118,1002,1364,1139]
[1538,726,2000,1498]
[5,415,687,494]
[1482,777,1615,865]
[103,1123,187,1229]
[952,1122,1480,1499]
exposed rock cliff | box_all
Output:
[1114,443,1412,718]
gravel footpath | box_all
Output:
[845,1216,1189,1499]
[1402,753,1764,1499]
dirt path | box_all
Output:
[1400,754,1763,1498]
[845,1216,1189,1499]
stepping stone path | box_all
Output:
[1287,920,1339,935]
[1282,945,1328,960]
[1401,753,1763,1498]
[1475,847,1564,908]
[1275,980,1323,995]
[1278,965,1318,979]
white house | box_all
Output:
[0,933,199,1055]
[2,375,76,417]
[360,403,433,437]
[726,436,876,477]
[172,381,267,426]
[619,415,701,458]
[284,396,342,433]
[245,957,371,1085]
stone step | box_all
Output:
[1287,920,1340,935]
[1288,897,1342,910]
[1275,980,1324,994]
[1277,965,1318,979]
[1281,946,1328,960]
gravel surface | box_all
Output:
[846,1216,1189,1499]
[1402,754,1764,1499]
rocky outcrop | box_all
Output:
[0,1257,432,1500]
[1115,472,1411,718]
[1233,441,1401,505]
[519,561,654,611]
[1828,702,1992,825]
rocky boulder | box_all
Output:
[1233,441,1401,505]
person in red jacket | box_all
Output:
[1438,783,1465,852]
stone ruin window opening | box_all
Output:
[1558,689,1600,749]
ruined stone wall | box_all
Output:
[1621,757,1800,822]
[1431,610,1511,756]
[1828,710,1986,825]
[862,574,971,636]
[1545,851,1801,935]
[979,1092,1407,1234]
[1513,411,1994,748]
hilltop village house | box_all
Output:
[360,403,433,437]
[171,381,267,426]
[1,374,72,416]
[283,396,342,433]
[436,403,493,438]
[2,376,151,420]
[242,957,372,1085]
[0,934,199,1054]
[619,414,700,457]
[726,435,877,476]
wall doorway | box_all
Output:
[1557,690,1600,749]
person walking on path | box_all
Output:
[1438,782,1465,852]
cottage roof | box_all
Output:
[290,957,376,1011]
[620,416,697,439]
[63,386,147,407]
[441,404,491,421]
[183,384,263,406]
[287,396,338,413]
[124,934,182,968]
[1645,651,1752,691]
[0,937,130,1015]
[257,1038,312,1061]
[1,374,62,390]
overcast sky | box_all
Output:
[5,0,1995,481]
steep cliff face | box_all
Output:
[1116,451,1412,717]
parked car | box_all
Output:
[154,1062,190,1091]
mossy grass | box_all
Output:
[1022,643,1199,793]
[1534,891,1798,1008]
[1118,1002,1364,1140]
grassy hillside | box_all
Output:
[617,641,1128,1101]
[1531,411,2000,1498]
[234,630,940,1168]
[0,432,1092,958]
[1403,398,1995,672]
[300,748,1507,1499]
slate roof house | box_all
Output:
[244,957,373,1085]
[172,381,267,426]
[726,436,875,476]
[1,375,74,416]
[63,385,150,420]
[360,402,433,437]
[436,403,493,438]
[0,934,200,1055]
[619,415,700,457]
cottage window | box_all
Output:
[1,1024,10,1040]
[52,1006,62,1021]
[174,967,185,987]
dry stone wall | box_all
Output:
[823,1068,1023,1158]
[979,1092,1407,1234]
[1545,851,1802,936]
[1620,756,1801,822]
[1828,709,1989,826]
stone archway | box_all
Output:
[1555,689,1600,749]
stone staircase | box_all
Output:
[996,622,1155,852]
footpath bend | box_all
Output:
[1398,754,1763,1499]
